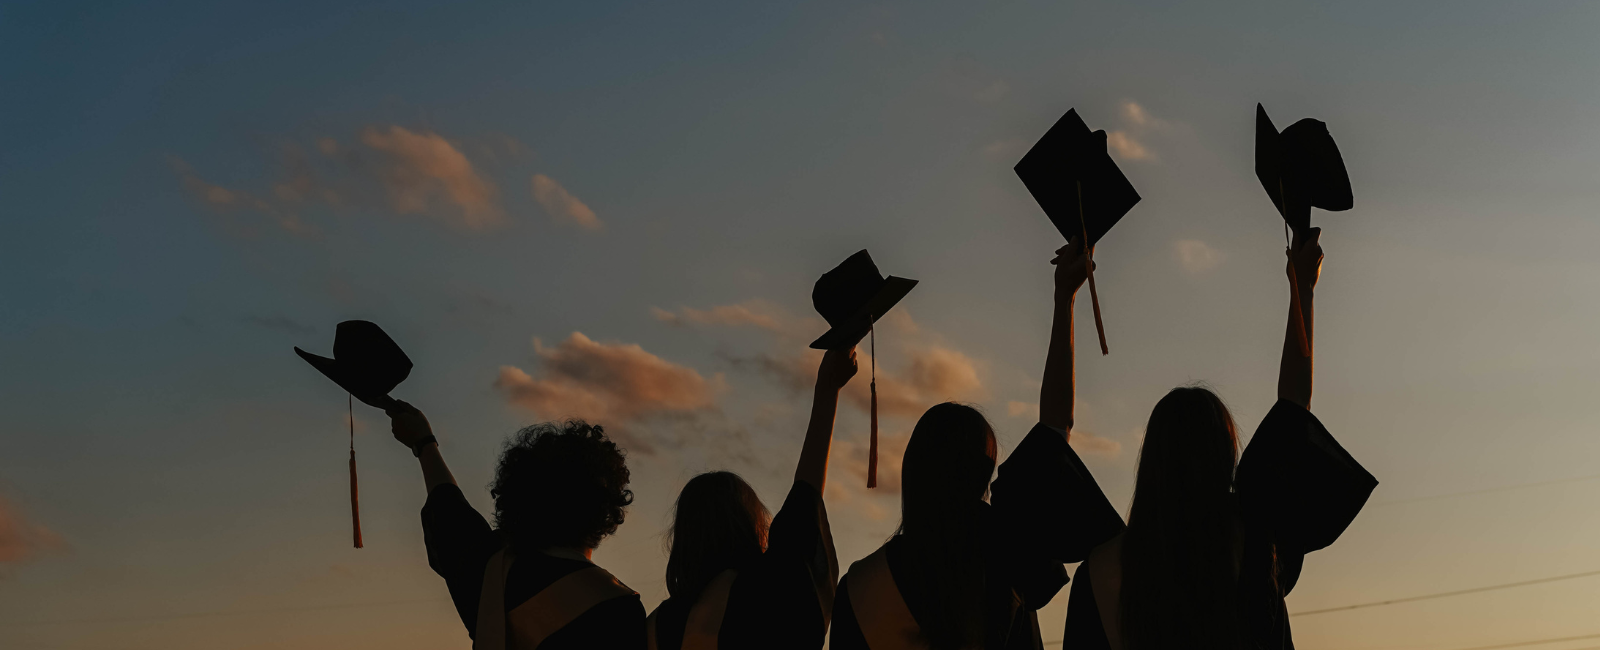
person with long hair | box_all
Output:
[1059,228,1378,649]
[828,244,1125,650]
[647,347,857,650]
[387,406,643,649]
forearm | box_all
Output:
[794,385,842,492]
[416,442,457,494]
[1039,295,1076,432]
[1277,289,1314,408]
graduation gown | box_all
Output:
[829,423,1126,650]
[421,484,647,649]
[647,480,838,650]
[1060,400,1378,650]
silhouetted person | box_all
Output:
[647,348,856,650]
[1057,230,1376,649]
[828,250,1124,650]
[388,404,644,649]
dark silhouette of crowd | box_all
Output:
[323,105,1377,649]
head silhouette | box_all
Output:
[895,402,998,650]
[1121,386,1242,650]
[490,420,633,554]
[664,471,771,600]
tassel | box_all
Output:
[867,324,878,489]
[350,395,363,549]
[1077,180,1109,355]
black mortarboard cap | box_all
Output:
[1236,400,1378,555]
[294,320,412,409]
[1014,108,1142,246]
[810,250,918,351]
[1255,104,1353,233]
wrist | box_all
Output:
[411,435,438,457]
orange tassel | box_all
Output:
[350,451,363,548]
[1077,181,1109,355]
[867,325,878,489]
[349,395,363,549]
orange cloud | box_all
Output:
[847,346,985,419]
[360,126,504,228]
[531,174,602,231]
[1174,239,1226,274]
[494,333,724,450]
[1121,101,1168,129]
[170,157,319,237]
[653,300,785,331]
[0,495,67,567]
[1106,130,1154,161]
[1069,430,1122,456]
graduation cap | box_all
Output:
[811,250,918,488]
[1255,104,1352,233]
[1255,104,1353,356]
[1014,108,1142,355]
[295,320,413,548]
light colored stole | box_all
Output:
[845,548,928,650]
[1085,533,1125,650]
[473,548,637,650]
[646,569,738,650]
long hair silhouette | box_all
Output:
[1120,387,1243,649]
[664,471,772,601]
[896,402,998,650]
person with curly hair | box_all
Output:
[388,404,644,649]
[647,347,856,650]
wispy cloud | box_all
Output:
[0,495,67,570]
[1106,131,1154,161]
[1174,239,1226,274]
[174,126,534,235]
[982,138,1030,163]
[848,345,985,419]
[652,300,785,331]
[1105,100,1173,163]
[361,126,504,229]
[170,157,320,237]
[494,332,725,452]
[1121,101,1169,129]
[531,174,602,231]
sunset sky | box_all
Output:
[5,2,1600,649]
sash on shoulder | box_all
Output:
[846,548,928,650]
[473,548,637,650]
[1085,533,1125,650]
[645,569,737,650]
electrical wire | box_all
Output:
[0,597,450,628]
[1291,569,1600,616]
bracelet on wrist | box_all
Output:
[412,434,438,457]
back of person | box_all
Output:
[648,349,853,650]
[830,402,1122,650]
[387,408,647,649]
[1061,229,1376,650]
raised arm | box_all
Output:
[387,401,457,494]
[794,347,858,493]
[1040,239,1092,433]
[1277,228,1324,409]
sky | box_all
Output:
[4,1,1600,648]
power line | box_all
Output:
[1291,568,1600,616]
[1371,472,1600,508]
[1449,632,1600,650]
[0,597,451,628]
